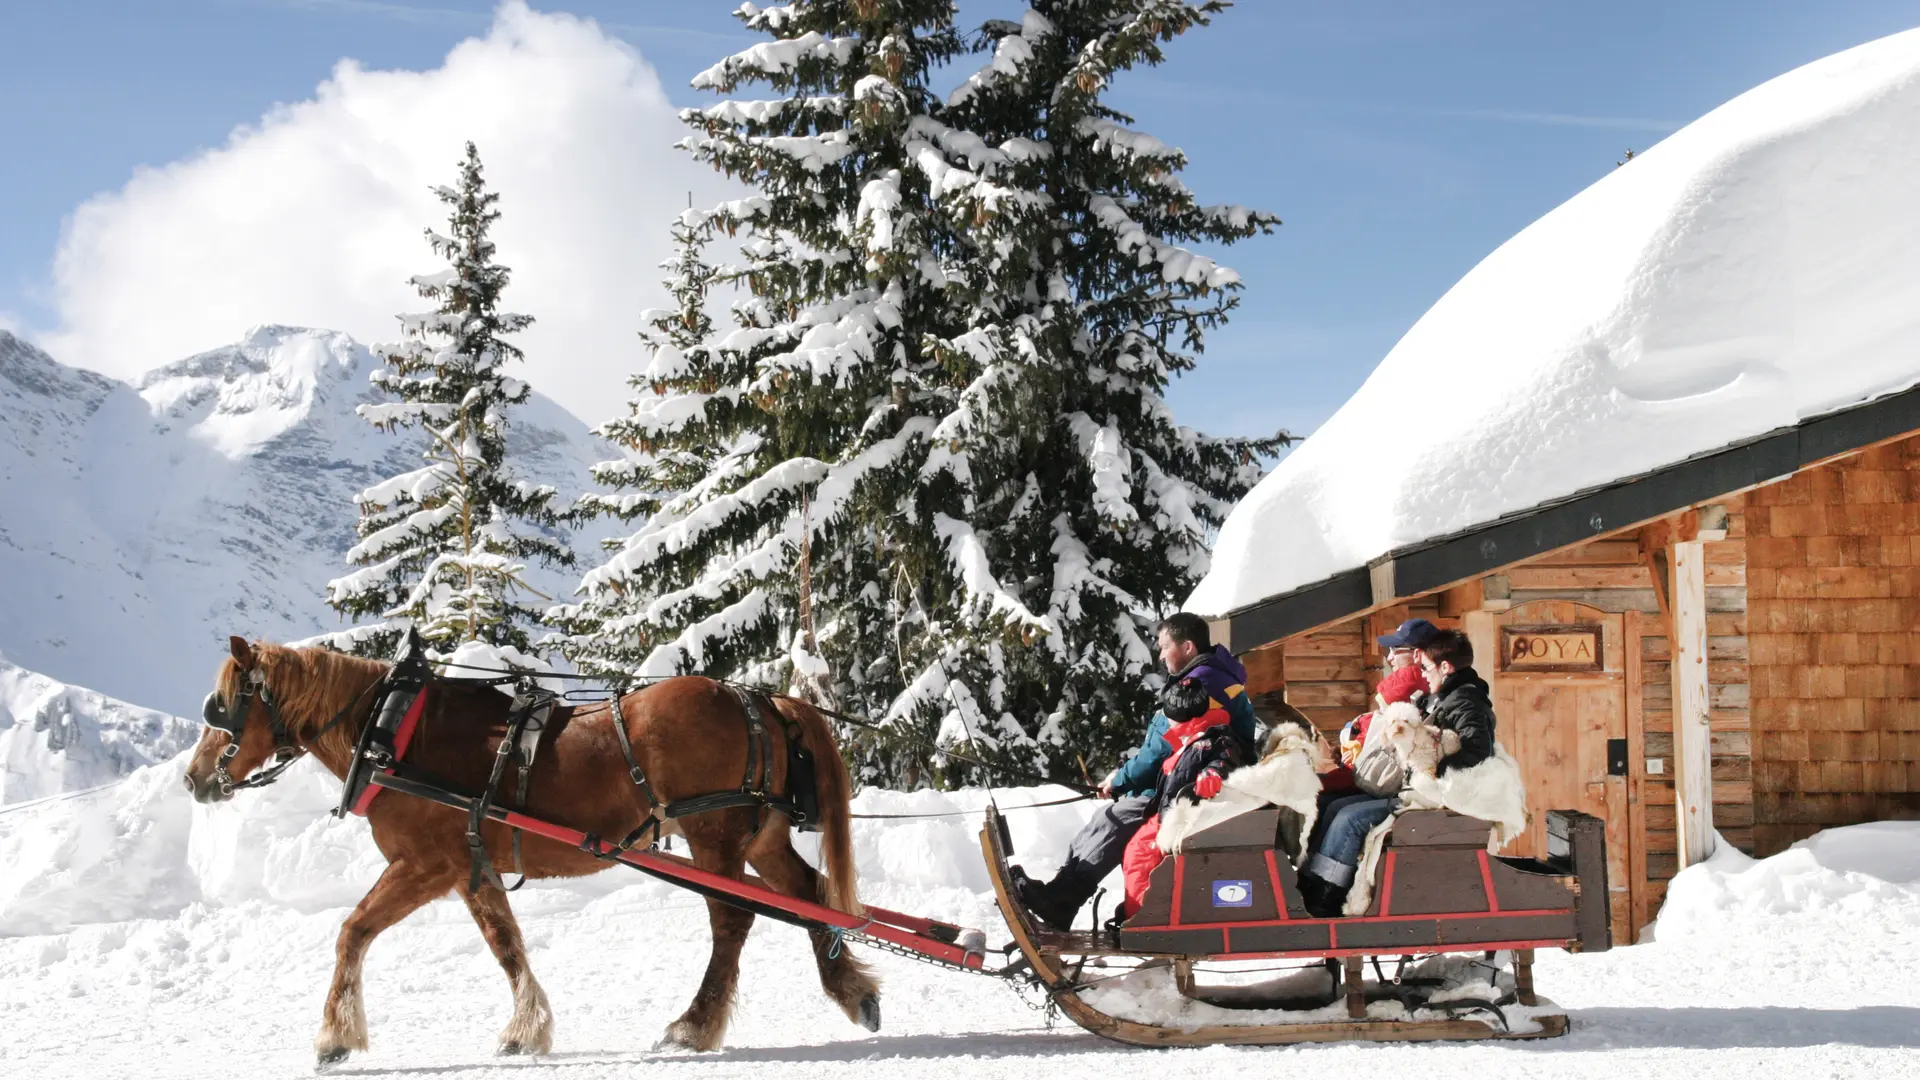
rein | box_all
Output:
[848,792,1089,820]
[791,697,1095,798]
[206,649,1093,805]
[423,658,1095,797]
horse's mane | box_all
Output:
[219,643,391,762]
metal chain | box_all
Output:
[842,929,1005,976]
[1003,975,1061,1030]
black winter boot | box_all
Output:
[1297,873,1347,919]
[1010,866,1079,932]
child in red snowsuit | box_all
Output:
[1117,678,1247,918]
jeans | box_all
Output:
[1303,794,1397,887]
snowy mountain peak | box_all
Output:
[0,331,117,409]
[136,326,373,460]
[0,655,196,805]
[0,329,605,723]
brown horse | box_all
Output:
[181,636,877,1069]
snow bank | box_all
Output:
[1652,821,1920,941]
[1191,29,1920,616]
[1,769,1916,1075]
[437,640,572,696]
[0,735,1103,939]
[0,655,196,805]
[0,764,199,935]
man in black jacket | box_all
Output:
[1416,629,1495,775]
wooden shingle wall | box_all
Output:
[1746,434,1920,856]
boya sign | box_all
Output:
[1499,624,1604,673]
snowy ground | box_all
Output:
[1,763,1916,1079]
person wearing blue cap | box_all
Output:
[1376,617,1442,671]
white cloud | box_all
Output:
[38,1,734,426]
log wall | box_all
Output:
[1746,434,1920,855]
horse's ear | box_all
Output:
[229,636,255,669]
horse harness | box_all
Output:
[461,683,558,892]
[594,684,821,859]
[456,681,824,889]
[204,653,824,891]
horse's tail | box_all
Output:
[781,696,862,916]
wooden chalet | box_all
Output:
[1210,388,1920,943]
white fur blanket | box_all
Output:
[1376,703,1531,851]
[1157,725,1325,859]
[1342,710,1532,916]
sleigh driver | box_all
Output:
[1010,613,1257,931]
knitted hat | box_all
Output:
[1376,664,1427,706]
[1162,677,1212,723]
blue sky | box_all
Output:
[5,0,1920,440]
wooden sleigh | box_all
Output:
[981,804,1610,1046]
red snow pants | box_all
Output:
[1120,814,1165,917]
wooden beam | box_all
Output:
[1637,514,1695,621]
[1640,550,1671,621]
[1438,578,1483,617]
[1369,558,1397,608]
[1624,612,1650,943]
[1670,539,1716,868]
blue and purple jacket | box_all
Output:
[1111,645,1257,799]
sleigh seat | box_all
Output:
[1117,806,1610,957]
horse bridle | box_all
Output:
[201,667,303,795]
[202,664,392,795]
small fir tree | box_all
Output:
[326,142,573,655]
[550,207,724,674]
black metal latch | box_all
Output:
[1607,738,1628,776]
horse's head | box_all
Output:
[183,636,296,803]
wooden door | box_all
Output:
[1476,601,1632,940]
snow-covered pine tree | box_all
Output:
[550,207,723,674]
[560,0,1000,771]
[326,141,573,656]
[566,1,1280,786]
[866,0,1287,780]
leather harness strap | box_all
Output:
[601,690,665,855]
[608,690,659,808]
[651,686,811,828]
[466,684,555,894]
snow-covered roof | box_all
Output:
[1189,29,1920,621]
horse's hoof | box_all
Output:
[655,1020,711,1052]
[497,1041,529,1057]
[858,993,882,1033]
[315,1046,350,1073]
